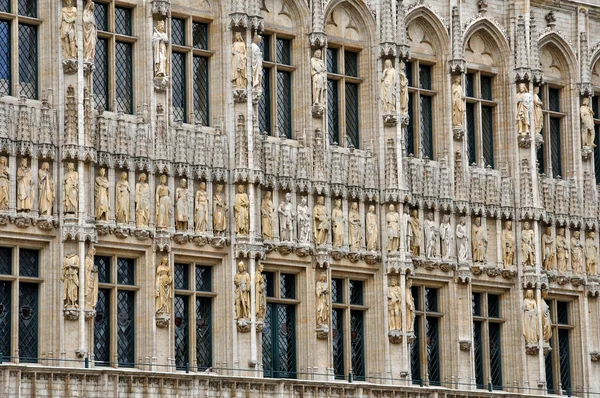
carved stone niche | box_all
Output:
[388,329,403,344]
[459,339,471,351]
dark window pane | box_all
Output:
[115,41,133,113]
[545,341,555,394]
[276,71,292,138]
[349,280,363,305]
[595,126,600,184]
[0,21,10,95]
[192,22,209,50]
[420,95,433,159]
[19,249,38,277]
[117,290,135,366]
[326,48,338,74]
[426,316,440,385]
[18,23,37,99]
[488,294,500,318]
[264,272,275,297]
[548,88,560,112]
[406,94,415,155]
[94,255,111,284]
[557,301,569,325]
[174,295,189,369]
[344,51,358,77]
[0,247,11,275]
[425,288,437,312]
[259,34,270,62]
[276,38,291,65]
[0,281,11,358]
[472,292,481,316]
[280,273,295,299]
[93,38,109,110]
[94,288,110,365]
[480,75,493,100]
[465,73,475,98]
[593,96,600,117]
[19,283,38,362]
[332,308,344,379]
[482,105,494,168]
[411,316,421,383]
[411,286,420,311]
[327,79,339,144]
[262,304,273,375]
[350,310,365,380]
[466,102,476,164]
[405,61,413,87]
[172,52,186,122]
[0,0,8,12]
[537,142,546,175]
[192,55,209,126]
[263,304,296,378]
[174,263,189,290]
[171,18,185,46]
[258,68,271,134]
[115,7,132,36]
[489,322,502,390]
[558,329,571,392]
[94,2,108,32]
[18,0,35,17]
[117,258,134,285]
[331,278,343,304]
[550,117,562,177]
[419,64,431,90]
[473,321,484,388]
[195,265,211,292]
[345,83,359,148]
[196,297,212,370]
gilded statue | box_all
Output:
[135,173,150,228]
[155,174,171,230]
[585,231,598,276]
[115,172,130,224]
[471,217,487,263]
[16,158,34,212]
[316,272,329,327]
[366,205,378,251]
[255,263,266,323]
[60,0,77,59]
[251,35,263,91]
[95,168,110,221]
[261,191,274,240]
[155,256,172,316]
[85,246,98,310]
[501,221,515,268]
[213,184,227,236]
[297,197,311,243]
[516,83,532,134]
[410,209,421,256]
[571,230,584,276]
[278,192,294,242]
[439,215,453,260]
[83,0,97,63]
[232,32,247,90]
[38,162,55,216]
[313,196,329,246]
[153,20,169,78]
[62,254,79,309]
[194,182,208,234]
[331,199,344,248]
[64,162,78,214]
[405,279,415,333]
[523,289,539,345]
[381,59,396,114]
[234,185,250,235]
[522,222,535,266]
[234,261,251,320]
[456,216,470,263]
[387,278,402,331]
[348,202,361,251]
[542,226,556,271]
[451,75,465,128]
[175,179,190,231]
[424,212,439,259]
[581,97,596,147]
[0,156,8,210]
[311,49,327,106]
[556,227,569,273]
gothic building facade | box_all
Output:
[1,0,600,396]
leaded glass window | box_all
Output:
[546,299,573,395]
[593,96,600,183]
[260,33,294,138]
[263,270,296,378]
[172,51,186,122]
[538,85,566,178]
[94,2,108,32]
[0,281,10,357]
[411,285,442,385]
[117,290,135,366]
[0,0,9,13]
[465,71,497,168]
[332,308,344,379]
[345,83,359,148]
[196,296,212,370]
[472,292,503,390]
[0,21,10,95]
[18,0,35,17]
[406,61,435,158]
[94,288,110,365]
[117,257,134,285]
[114,7,132,36]
[18,282,37,362]
[171,18,185,46]
[18,23,37,99]
[174,295,189,369]
[0,246,11,275]
[115,41,132,113]
[327,79,339,144]
[18,248,38,277]
[93,38,109,110]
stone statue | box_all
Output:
[135,173,150,228]
[278,193,294,242]
[456,216,470,263]
[16,158,34,212]
[255,263,266,323]
[556,227,569,273]
[261,191,274,240]
[471,217,487,263]
[316,272,329,327]
[213,184,227,236]
[452,76,465,128]
[194,182,208,234]
[533,86,543,135]
[381,59,396,114]
[64,162,78,214]
[516,83,532,134]
[406,279,415,333]
[571,230,584,276]
[399,62,409,115]
[311,49,327,106]
[313,196,329,246]
[251,35,263,91]
[523,289,539,345]
[175,179,190,231]
[115,172,130,224]
[348,202,361,251]
[522,222,535,267]
[387,279,402,331]
[0,156,8,210]
[231,32,247,90]
[153,20,169,78]
[501,221,515,268]
[541,290,552,345]
[62,254,79,309]
[439,215,453,260]
[38,162,55,216]
[83,0,97,63]
[234,185,250,235]
[366,205,378,251]
[60,0,77,59]
[424,212,439,259]
[297,197,311,243]
[585,231,598,276]
[94,168,110,221]
[410,209,421,256]
[234,261,251,320]
[155,174,171,230]
[386,204,400,253]
[85,246,98,309]
[155,256,172,316]
[332,199,344,248]
[542,226,556,271]
[581,97,596,147]
[400,206,412,252]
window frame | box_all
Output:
[405,59,436,159]
[545,298,574,395]
[465,70,498,168]
[591,94,600,183]
[538,84,566,177]
[410,284,442,386]
[472,291,504,390]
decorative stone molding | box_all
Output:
[525,344,540,355]
[315,325,329,339]
[62,59,78,74]
[388,330,403,344]
[459,339,471,351]
[237,318,251,333]
[63,307,79,321]
[151,0,171,17]
[591,352,600,362]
